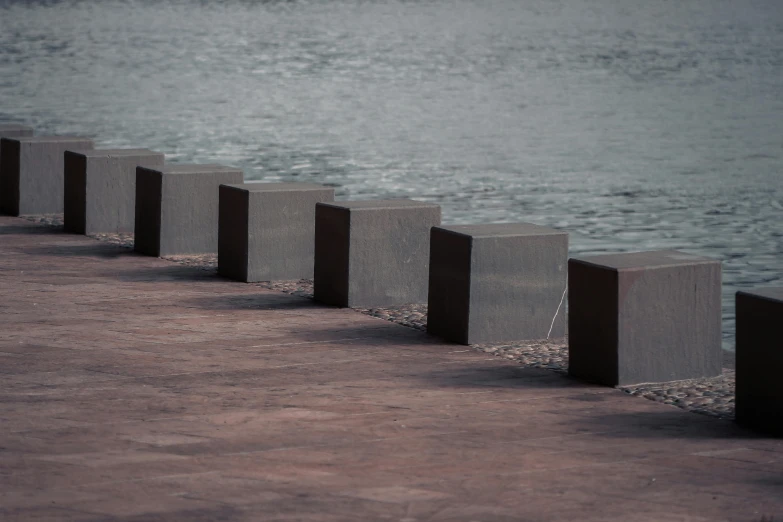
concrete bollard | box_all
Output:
[568,250,722,386]
[218,182,334,282]
[0,136,94,216]
[63,149,164,235]
[427,223,568,345]
[314,199,441,307]
[735,287,783,436]
[0,125,34,187]
[134,164,243,257]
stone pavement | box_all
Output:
[0,216,781,522]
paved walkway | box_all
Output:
[1,215,781,522]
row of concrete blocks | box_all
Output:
[0,126,780,436]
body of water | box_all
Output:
[1,0,782,350]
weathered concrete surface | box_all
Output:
[0,136,94,216]
[0,217,781,521]
[427,223,568,345]
[134,164,243,256]
[64,149,165,235]
[569,250,722,387]
[314,199,441,308]
[218,182,334,282]
[736,287,783,436]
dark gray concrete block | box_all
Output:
[0,125,34,183]
[735,287,783,436]
[314,199,441,307]
[134,164,243,256]
[218,182,334,282]
[63,149,164,235]
[568,250,722,387]
[427,223,568,345]
[0,136,94,216]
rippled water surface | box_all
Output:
[1,0,782,350]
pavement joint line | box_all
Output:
[498,430,615,444]
[129,357,375,380]
[0,351,27,358]
[245,337,372,348]
[2,470,225,496]
[498,458,648,477]
[618,454,783,476]
[222,430,473,457]
[5,356,378,388]
[474,390,616,404]
[692,447,751,457]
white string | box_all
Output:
[547,276,568,339]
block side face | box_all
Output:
[133,168,163,256]
[0,127,33,178]
[466,233,568,344]
[426,228,472,344]
[247,188,334,281]
[616,262,722,385]
[157,170,244,256]
[346,205,441,308]
[17,139,94,214]
[735,292,783,435]
[84,153,165,234]
[0,139,21,216]
[63,152,87,233]
[217,186,250,282]
[568,260,619,386]
[313,204,350,306]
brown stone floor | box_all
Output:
[1,215,781,522]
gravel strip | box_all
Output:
[89,232,134,249]
[21,213,737,420]
[23,214,65,228]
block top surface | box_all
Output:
[66,148,162,158]
[139,164,241,175]
[1,135,91,144]
[571,250,718,271]
[0,124,33,134]
[318,199,439,211]
[435,223,566,239]
[221,182,332,193]
[737,287,783,303]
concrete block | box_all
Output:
[218,182,335,282]
[568,250,722,387]
[427,223,568,345]
[63,149,164,234]
[0,136,94,216]
[134,164,243,256]
[314,199,441,307]
[735,287,783,436]
[0,125,34,182]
